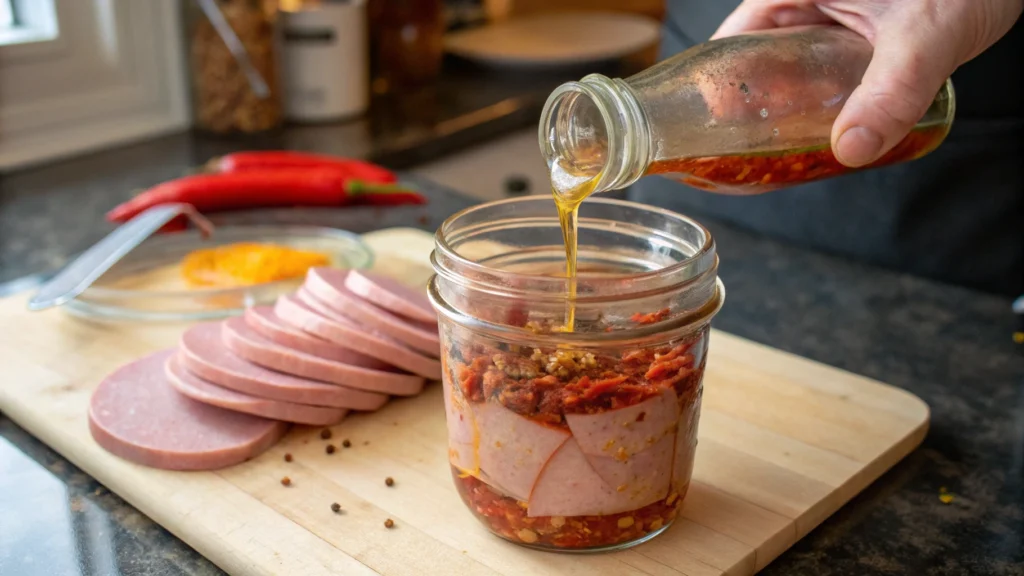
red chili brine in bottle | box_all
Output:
[539,26,955,196]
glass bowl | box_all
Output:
[64,225,373,322]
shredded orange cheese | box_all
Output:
[181,242,330,288]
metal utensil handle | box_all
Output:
[195,0,271,98]
[26,204,214,311]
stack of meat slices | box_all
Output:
[88,269,440,471]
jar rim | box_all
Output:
[433,196,716,293]
[428,196,724,345]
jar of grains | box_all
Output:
[186,0,283,134]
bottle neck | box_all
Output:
[539,74,651,195]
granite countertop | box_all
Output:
[1,78,1022,575]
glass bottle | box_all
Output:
[368,0,444,93]
[539,26,955,196]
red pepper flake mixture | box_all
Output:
[454,337,704,428]
[630,308,670,325]
[385,477,395,487]
[320,429,333,440]
[283,453,293,462]
[384,518,395,529]
[447,324,706,550]
[280,476,292,487]
[454,472,685,549]
[647,124,947,193]
[342,439,352,448]
[331,502,342,513]
[326,444,336,455]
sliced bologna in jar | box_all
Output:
[305,268,440,357]
[279,291,442,380]
[443,360,478,474]
[565,388,679,457]
[88,349,288,471]
[222,316,426,396]
[474,401,570,502]
[528,439,659,518]
[582,431,673,506]
[244,305,390,370]
[671,388,702,493]
[344,269,438,325]
[166,354,348,426]
[180,321,388,411]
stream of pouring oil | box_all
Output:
[550,161,600,332]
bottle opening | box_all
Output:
[540,84,610,199]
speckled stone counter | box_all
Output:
[1,134,1022,575]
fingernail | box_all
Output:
[835,127,883,167]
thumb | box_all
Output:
[831,21,956,167]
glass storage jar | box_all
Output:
[186,0,283,134]
[540,26,955,196]
[428,196,724,551]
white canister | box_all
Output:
[280,0,369,122]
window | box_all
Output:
[0,0,188,170]
[0,0,59,47]
[1,1,13,29]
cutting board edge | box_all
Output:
[0,389,373,576]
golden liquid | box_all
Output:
[550,161,600,332]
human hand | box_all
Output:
[712,0,1023,167]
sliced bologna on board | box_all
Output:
[88,350,288,471]
[473,401,570,502]
[222,316,426,396]
[179,322,388,411]
[305,268,440,357]
[166,354,347,426]
[344,269,437,324]
[244,305,390,370]
[278,291,442,380]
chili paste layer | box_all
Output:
[452,337,704,428]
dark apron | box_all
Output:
[627,1,1024,296]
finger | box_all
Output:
[712,1,832,39]
[831,20,957,167]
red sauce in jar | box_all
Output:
[454,470,689,549]
[446,323,706,550]
[454,337,704,428]
[646,123,949,194]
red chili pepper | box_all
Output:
[212,151,397,184]
[345,181,428,206]
[106,169,425,223]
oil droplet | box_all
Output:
[759,108,768,118]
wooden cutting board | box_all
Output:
[0,227,929,576]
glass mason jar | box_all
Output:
[428,196,724,551]
[539,26,955,196]
[186,0,283,134]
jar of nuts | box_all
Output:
[186,0,283,134]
